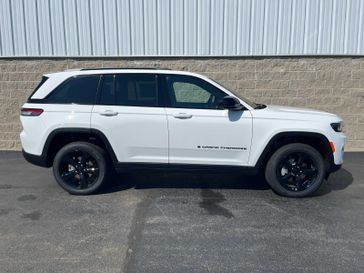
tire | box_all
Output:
[265,143,325,197]
[53,142,108,195]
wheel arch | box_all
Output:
[42,128,117,167]
[254,131,334,173]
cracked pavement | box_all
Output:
[0,152,363,273]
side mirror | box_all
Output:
[220,96,245,111]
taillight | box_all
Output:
[21,108,44,116]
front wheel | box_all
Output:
[53,142,108,195]
[265,143,326,197]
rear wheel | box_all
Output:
[265,143,325,197]
[53,142,108,195]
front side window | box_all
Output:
[99,74,158,107]
[165,75,227,109]
[209,78,257,109]
[46,75,100,104]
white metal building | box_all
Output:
[0,0,363,57]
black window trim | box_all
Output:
[27,73,229,109]
[95,73,166,108]
[161,74,229,110]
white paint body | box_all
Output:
[91,105,168,163]
[20,69,346,167]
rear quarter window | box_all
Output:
[45,75,100,104]
[27,76,49,102]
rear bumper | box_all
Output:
[22,149,49,167]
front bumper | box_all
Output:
[325,132,345,177]
[330,163,342,173]
[332,132,346,165]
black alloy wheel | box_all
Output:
[53,142,108,195]
[276,152,318,192]
[265,143,326,197]
[59,150,100,190]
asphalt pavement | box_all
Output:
[0,151,363,273]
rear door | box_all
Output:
[91,73,168,163]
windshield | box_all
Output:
[209,78,258,109]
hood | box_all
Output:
[267,105,337,117]
[252,105,341,122]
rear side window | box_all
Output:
[99,74,158,107]
[99,75,115,105]
[45,75,100,104]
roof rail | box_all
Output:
[64,68,82,71]
[80,67,171,71]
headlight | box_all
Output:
[331,122,343,132]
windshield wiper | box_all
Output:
[254,103,267,109]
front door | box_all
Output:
[91,73,168,163]
[163,74,253,166]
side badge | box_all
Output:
[197,145,247,151]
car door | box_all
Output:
[163,74,253,166]
[91,73,168,163]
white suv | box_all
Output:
[20,68,346,197]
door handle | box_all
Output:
[173,113,192,119]
[99,110,118,117]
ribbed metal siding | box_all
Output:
[0,0,363,57]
